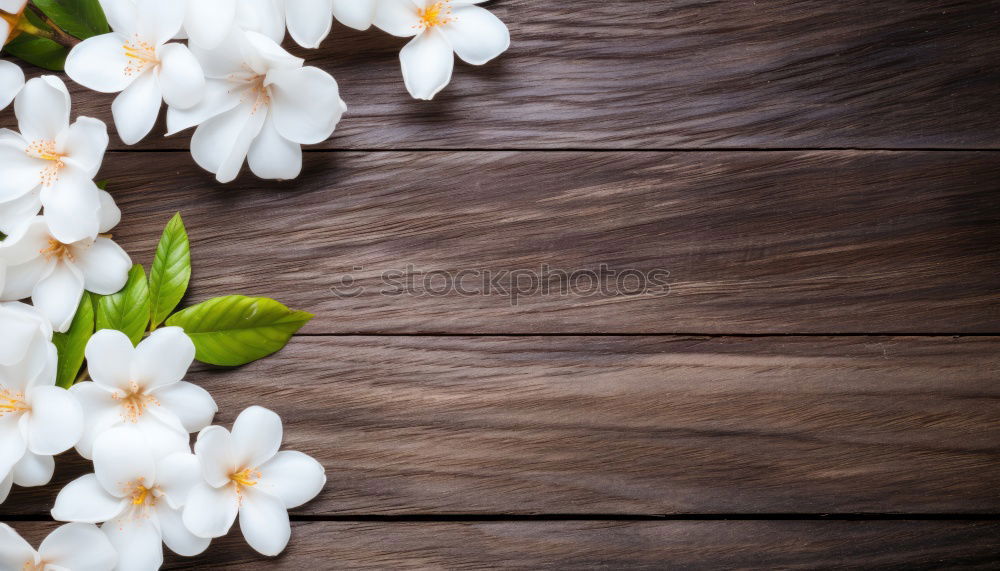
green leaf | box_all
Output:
[96,179,108,190]
[52,294,95,388]
[4,34,68,71]
[166,296,313,366]
[96,264,150,345]
[149,213,191,330]
[32,0,109,39]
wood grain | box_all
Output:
[6,0,1000,150]
[8,520,1000,569]
[2,335,998,516]
[83,150,1000,334]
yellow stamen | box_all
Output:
[25,140,65,186]
[39,238,73,262]
[0,388,28,416]
[230,468,261,488]
[415,0,453,29]
[112,381,159,422]
[122,35,159,76]
[132,485,150,505]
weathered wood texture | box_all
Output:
[3,335,998,516]
[6,0,1000,150]
[9,520,1000,569]
[85,151,1000,334]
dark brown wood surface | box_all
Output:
[2,0,999,568]
[10,520,1000,570]
[2,335,999,517]
[6,0,1000,150]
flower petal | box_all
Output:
[152,381,217,433]
[0,256,50,301]
[134,0,184,44]
[52,473,126,523]
[15,76,71,142]
[164,78,241,135]
[101,513,163,571]
[130,327,195,390]
[238,487,290,556]
[247,114,302,180]
[183,0,237,49]
[39,169,101,244]
[26,385,83,455]
[399,28,454,100]
[0,59,24,111]
[111,69,162,145]
[155,452,201,509]
[0,217,49,267]
[374,0,421,37]
[11,450,54,487]
[0,473,10,503]
[0,301,45,365]
[0,181,40,233]
[190,100,266,183]
[93,426,156,497]
[157,501,210,556]
[285,0,333,48]
[134,412,190,458]
[231,406,282,469]
[32,261,84,333]
[0,140,42,205]
[442,4,509,65]
[65,33,134,93]
[0,414,27,479]
[97,0,137,36]
[332,0,376,31]
[38,522,118,570]
[259,450,326,509]
[96,189,121,233]
[85,330,134,390]
[236,0,287,44]
[157,42,205,110]
[268,66,345,144]
[58,117,109,178]
[69,382,122,460]
[71,236,131,295]
[0,523,36,570]
[193,425,235,487]
[182,481,239,539]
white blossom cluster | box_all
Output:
[63,0,508,183]
[0,306,326,569]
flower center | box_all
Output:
[123,35,159,76]
[22,561,45,571]
[416,1,453,29]
[25,140,65,186]
[131,483,154,506]
[230,467,261,489]
[112,381,159,422]
[0,387,28,416]
[39,238,73,262]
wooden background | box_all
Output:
[3,0,1000,568]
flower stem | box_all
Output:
[19,4,79,48]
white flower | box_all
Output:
[66,0,206,144]
[167,30,346,183]
[0,522,118,570]
[183,406,326,556]
[70,327,217,459]
[0,302,83,495]
[0,60,23,111]
[0,76,109,241]
[374,0,509,100]
[283,0,379,48]
[52,426,209,569]
[0,214,129,333]
[182,0,285,49]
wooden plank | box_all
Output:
[86,151,1000,334]
[6,0,1000,150]
[2,335,998,516]
[8,520,1000,569]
